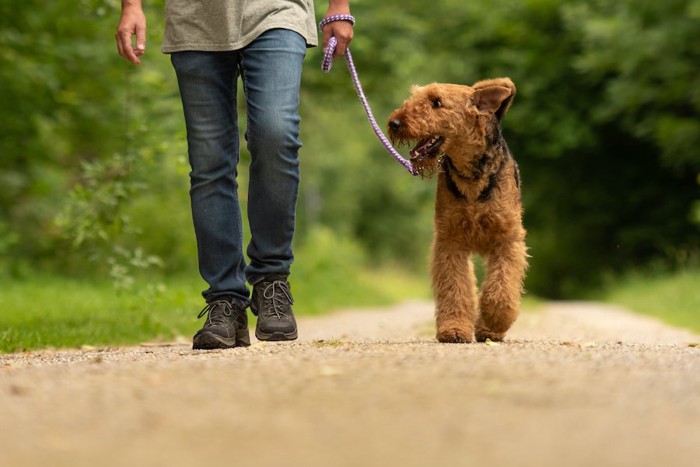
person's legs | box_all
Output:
[170,51,250,307]
[239,29,307,285]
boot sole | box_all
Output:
[192,330,251,350]
[255,329,298,342]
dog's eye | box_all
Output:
[432,98,442,108]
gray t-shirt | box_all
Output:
[162,0,318,53]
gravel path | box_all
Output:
[1,301,699,467]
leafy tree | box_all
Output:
[0,0,181,279]
[1,0,697,299]
[564,0,700,168]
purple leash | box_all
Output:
[320,15,418,176]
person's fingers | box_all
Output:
[117,31,140,64]
[116,31,125,58]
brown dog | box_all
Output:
[388,78,527,343]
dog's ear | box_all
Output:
[471,78,516,121]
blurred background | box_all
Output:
[1,0,698,350]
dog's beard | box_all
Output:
[411,154,442,179]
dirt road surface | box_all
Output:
[1,301,699,467]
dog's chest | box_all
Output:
[435,180,523,249]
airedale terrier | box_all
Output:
[388,78,528,343]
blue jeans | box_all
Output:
[170,29,307,306]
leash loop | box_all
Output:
[319,14,355,31]
[320,15,418,176]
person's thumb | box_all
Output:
[135,22,146,53]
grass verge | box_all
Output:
[0,268,431,353]
[599,268,700,334]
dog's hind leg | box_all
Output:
[432,237,478,343]
[475,239,528,342]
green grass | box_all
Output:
[0,268,431,353]
[292,265,431,315]
[600,268,700,333]
[0,277,201,353]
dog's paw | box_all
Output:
[436,327,474,344]
[475,327,506,343]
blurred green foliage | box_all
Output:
[0,0,698,299]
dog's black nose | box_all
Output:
[389,119,401,132]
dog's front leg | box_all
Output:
[475,239,528,342]
[432,235,478,343]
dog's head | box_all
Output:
[387,78,516,177]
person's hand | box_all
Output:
[116,4,147,65]
[322,7,354,58]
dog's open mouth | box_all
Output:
[410,136,445,162]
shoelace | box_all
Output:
[261,281,294,319]
[198,300,234,326]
